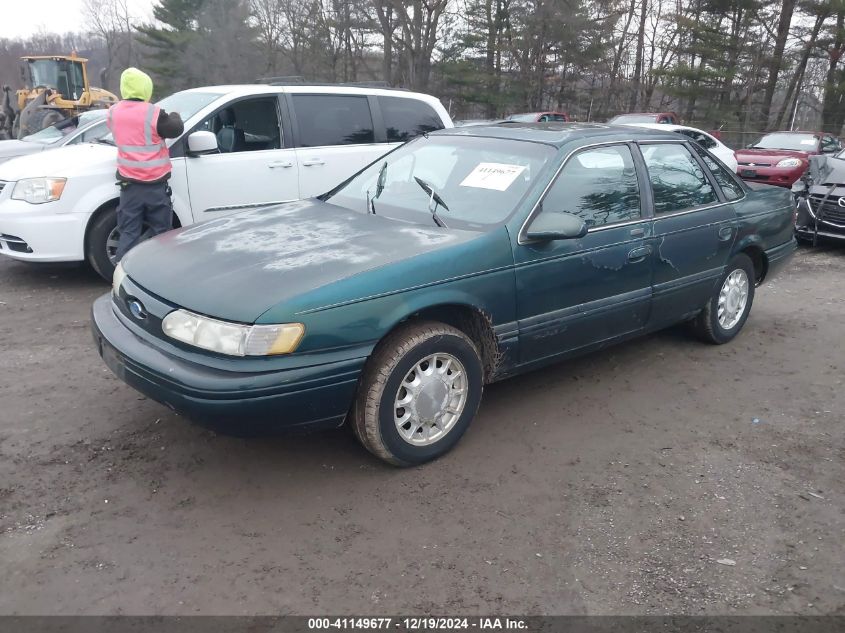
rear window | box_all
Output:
[379,96,443,142]
[293,94,375,147]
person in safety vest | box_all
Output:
[107,67,184,261]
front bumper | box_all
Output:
[736,165,804,188]
[0,196,87,262]
[91,294,365,434]
[795,196,845,242]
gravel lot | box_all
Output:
[0,246,843,616]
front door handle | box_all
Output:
[630,227,645,238]
[627,245,652,262]
[268,161,293,169]
[718,226,734,241]
[302,158,325,167]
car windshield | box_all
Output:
[507,113,539,122]
[751,133,819,151]
[97,90,224,145]
[610,114,657,123]
[325,135,556,229]
[20,110,106,144]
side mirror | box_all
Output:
[525,211,588,241]
[187,131,218,156]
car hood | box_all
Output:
[0,142,116,181]
[123,199,504,323]
[735,148,812,163]
[0,140,43,164]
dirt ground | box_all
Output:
[0,245,843,616]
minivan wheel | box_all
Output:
[692,253,756,345]
[86,205,118,281]
[351,321,484,466]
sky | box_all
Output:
[0,0,154,39]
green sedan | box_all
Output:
[92,123,796,466]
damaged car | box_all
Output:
[93,123,796,466]
[794,152,845,244]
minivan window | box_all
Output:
[379,96,443,142]
[293,94,375,147]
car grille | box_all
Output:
[809,193,845,226]
[738,161,773,167]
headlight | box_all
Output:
[776,158,803,168]
[112,261,126,295]
[161,309,304,357]
[11,177,66,204]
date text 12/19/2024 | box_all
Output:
[307,618,528,630]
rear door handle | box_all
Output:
[302,158,325,167]
[268,161,293,169]
[629,227,645,238]
[627,246,651,262]
[718,226,734,241]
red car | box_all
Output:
[735,131,842,187]
[608,112,680,124]
[507,111,570,122]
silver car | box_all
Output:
[0,110,109,165]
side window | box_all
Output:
[538,115,549,122]
[541,144,641,228]
[379,96,443,142]
[691,145,744,202]
[293,94,374,147]
[551,114,567,122]
[195,97,282,153]
[69,121,108,144]
[641,143,718,214]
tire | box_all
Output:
[86,205,118,281]
[351,321,484,466]
[692,253,756,344]
[20,108,63,137]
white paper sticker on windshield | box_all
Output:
[800,138,817,145]
[460,162,526,191]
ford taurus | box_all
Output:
[92,123,796,466]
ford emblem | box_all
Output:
[128,299,147,320]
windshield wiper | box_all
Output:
[414,176,449,228]
[93,138,115,146]
[366,161,388,215]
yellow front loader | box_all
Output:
[10,53,118,138]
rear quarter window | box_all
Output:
[379,96,444,143]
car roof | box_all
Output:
[622,122,709,134]
[435,121,684,148]
[179,84,438,101]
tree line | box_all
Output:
[0,0,844,140]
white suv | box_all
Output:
[0,84,452,278]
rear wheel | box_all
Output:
[692,253,755,344]
[351,321,484,466]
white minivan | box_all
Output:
[0,84,452,278]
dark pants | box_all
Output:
[116,181,173,261]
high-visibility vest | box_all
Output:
[107,100,171,182]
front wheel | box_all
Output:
[350,321,484,466]
[86,205,119,281]
[692,253,756,344]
